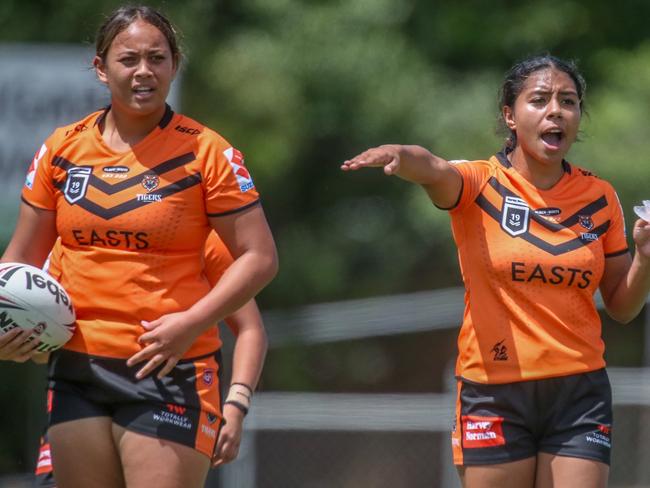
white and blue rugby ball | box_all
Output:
[0,263,75,352]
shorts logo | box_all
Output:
[202,368,215,386]
[586,424,612,449]
[224,147,254,192]
[166,403,187,415]
[201,423,217,439]
[491,340,508,361]
[462,415,506,448]
[207,413,218,424]
[25,143,48,190]
[64,167,92,204]
[142,174,159,192]
[501,196,529,237]
[153,404,192,430]
[579,215,594,230]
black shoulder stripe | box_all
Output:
[207,199,261,217]
[67,173,202,220]
[53,152,196,195]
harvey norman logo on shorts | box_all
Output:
[462,415,506,448]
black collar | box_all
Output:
[495,148,571,174]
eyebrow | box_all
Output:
[529,88,579,96]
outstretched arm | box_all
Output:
[341,144,463,208]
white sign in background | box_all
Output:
[0,43,180,240]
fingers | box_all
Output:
[156,356,179,379]
[212,431,240,467]
[134,352,167,380]
[341,147,399,173]
[0,328,41,362]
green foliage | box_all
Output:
[3,0,650,474]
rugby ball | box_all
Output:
[0,262,75,353]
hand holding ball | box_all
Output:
[0,263,75,352]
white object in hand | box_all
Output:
[633,200,650,222]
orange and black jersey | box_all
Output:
[448,151,628,384]
[23,105,259,359]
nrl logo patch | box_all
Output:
[501,196,529,237]
[141,174,159,192]
[64,167,92,204]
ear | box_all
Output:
[502,105,516,131]
[93,56,108,85]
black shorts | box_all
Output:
[451,369,613,466]
[46,349,224,458]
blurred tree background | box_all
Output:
[2,0,650,476]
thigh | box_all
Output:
[458,456,537,488]
[48,417,125,488]
[112,423,210,488]
[535,452,609,488]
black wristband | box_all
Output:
[224,400,249,416]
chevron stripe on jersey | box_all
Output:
[447,151,628,384]
[21,106,260,359]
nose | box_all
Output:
[135,59,153,78]
[547,96,562,118]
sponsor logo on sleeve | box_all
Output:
[25,144,48,190]
[224,147,254,192]
[462,415,506,448]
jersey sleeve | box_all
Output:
[21,135,58,210]
[603,184,629,257]
[447,160,492,213]
[201,133,260,216]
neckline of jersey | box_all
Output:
[493,149,572,194]
[91,104,175,156]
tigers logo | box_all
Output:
[202,368,215,386]
[501,196,529,237]
[224,147,254,192]
[141,174,159,192]
[64,167,92,204]
[578,215,594,231]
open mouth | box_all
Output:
[133,87,155,96]
[541,128,564,149]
